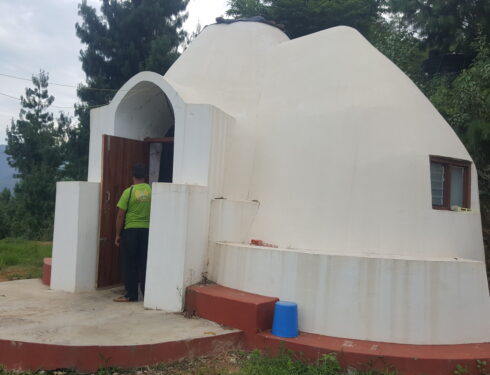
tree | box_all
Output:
[6,72,66,178]
[425,38,490,203]
[387,0,490,54]
[5,71,69,239]
[66,0,189,179]
[370,19,426,84]
[226,0,384,39]
[0,189,12,239]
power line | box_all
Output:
[0,91,107,110]
[0,85,161,110]
[0,73,120,92]
[0,92,20,101]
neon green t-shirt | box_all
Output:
[117,183,152,229]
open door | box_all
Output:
[97,135,150,288]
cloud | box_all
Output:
[0,0,88,141]
[184,0,228,32]
[0,0,228,143]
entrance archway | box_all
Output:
[97,81,175,288]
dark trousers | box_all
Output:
[121,228,149,301]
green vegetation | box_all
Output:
[226,0,382,39]
[239,350,396,375]
[0,239,51,281]
[71,0,189,181]
[0,350,398,375]
[2,0,189,240]
[5,71,70,240]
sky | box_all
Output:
[0,0,228,144]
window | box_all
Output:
[430,156,471,210]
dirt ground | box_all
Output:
[0,266,35,282]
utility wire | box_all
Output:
[0,85,163,110]
[0,91,107,110]
[0,73,120,91]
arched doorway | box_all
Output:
[97,81,175,288]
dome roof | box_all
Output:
[165,21,481,261]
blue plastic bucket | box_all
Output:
[272,301,298,338]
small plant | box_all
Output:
[316,353,342,374]
[150,363,168,371]
[96,367,121,375]
[477,360,488,375]
[454,364,469,375]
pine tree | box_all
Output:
[66,0,189,179]
[5,71,69,239]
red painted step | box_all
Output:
[1,332,243,372]
[185,284,278,334]
[42,257,52,286]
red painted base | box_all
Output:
[41,258,51,286]
[0,332,243,372]
[250,331,490,375]
[187,285,490,375]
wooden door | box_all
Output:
[97,135,150,288]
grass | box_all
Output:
[239,350,397,375]
[0,238,52,281]
[0,350,398,375]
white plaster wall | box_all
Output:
[164,22,486,261]
[51,182,100,292]
[209,199,260,243]
[209,242,490,344]
[144,183,209,311]
[245,26,483,260]
[114,81,174,140]
[172,104,214,187]
[165,23,287,200]
[148,143,163,184]
[172,104,233,196]
[89,24,484,262]
[208,107,233,197]
[183,186,210,287]
[165,22,288,117]
[88,106,114,182]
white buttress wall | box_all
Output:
[144,184,208,311]
[51,182,100,292]
[144,104,233,311]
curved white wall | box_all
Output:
[247,27,483,260]
[165,23,484,261]
[114,81,174,140]
[81,22,489,344]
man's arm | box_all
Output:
[115,208,126,247]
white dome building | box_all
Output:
[51,21,490,345]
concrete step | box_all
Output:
[185,284,278,334]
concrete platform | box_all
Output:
[0,279,242,371]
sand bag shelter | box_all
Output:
[50,20,490,346]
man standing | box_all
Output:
[114,163,151,302]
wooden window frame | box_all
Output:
[430,155,471,210]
